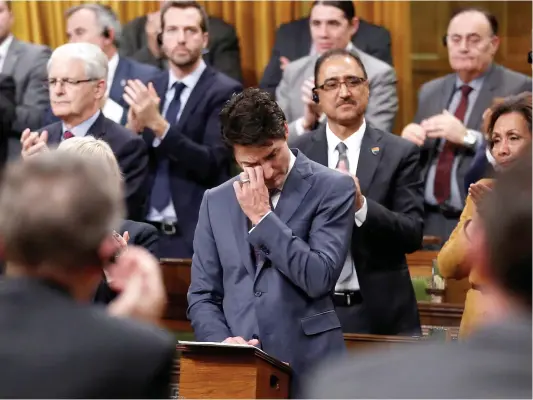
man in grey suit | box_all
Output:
[187,88,355,397]
[0,1,50,158]
[276,1,397,138]
[305,145,532,399]
[401,8,532,243]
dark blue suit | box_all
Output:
[188,150,355,396]
[144,66,242,258]
[42,56,159,126]
[40,112,149,221]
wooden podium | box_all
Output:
[175,342,292,399]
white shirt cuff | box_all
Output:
[295,117,307,136]
[248,211,272,233]
[354,196,367,227]
[152,125,171,148]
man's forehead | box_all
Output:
[448,12,492,34]
[310,5,345,22]
[321,57,362,77]
[165,7,201,24]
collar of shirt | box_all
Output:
[455,72,485,93]
[325,119,366,173]
[106,52,120,96]
[167,59,207,92]
[276,149,297,194]
[62,110,101,138]
[0,34,13,60]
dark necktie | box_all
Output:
[150,82,187,212]
[335,142,350,171]
[63,131,74,140]
[434,84,473,204]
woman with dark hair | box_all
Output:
[437,92,532,338]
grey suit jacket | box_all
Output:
[305,313,532,399]
[277,48,398,138]
[414,63,532,201]
[187,149,355,395]
[3,38,50,133]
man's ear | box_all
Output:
[284,122,289,140]
[489,35,500,56]
[350,17,360,36]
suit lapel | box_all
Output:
[46,122,64,144]
[86,112,108,140]
[2,38,20,76]
[230,187,256,279]
[467,64,499,130]
[306,126,328,166]
[176,67,215,131]
[439,74,456,113]
[109,57,128,108]
[357,126,383,193]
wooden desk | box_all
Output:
[418,301,463,327]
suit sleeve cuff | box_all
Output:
[248,211,272,233]
[152,125,171,148]
[354,196,367,227]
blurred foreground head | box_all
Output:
[0,151,124,274]
[470,143,532,312]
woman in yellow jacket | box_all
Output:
[437,93,532,338]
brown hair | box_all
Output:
[0,152,124,270]
[160,1,209,33]
[487,92,532,147]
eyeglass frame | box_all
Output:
[44,78,99,89]
[314,75,367,93]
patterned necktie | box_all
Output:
[335,142,350,171]
[433,84,473,204]
[63,131,74,140]
[150,82,187,212]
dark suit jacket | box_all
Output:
[40,112,149,221]
[0,74,16,167]
[143,67,241,257]
[120,15,243,82]
[188,150,355,395]
[0,276,176,398]
[306,313,532,399]
[291,125,423,335]
[414,64,532,205]
[42,56,160,126]
[259,17,392,96]
[464,145,495,192]
[93,220,159,305]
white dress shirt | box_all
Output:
[106,52,120,97]
[146,60,207,223]
[0,34,13,73]
[61,110,101,138]
[325,119,368,292]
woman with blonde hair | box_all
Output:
[438,92,532,337]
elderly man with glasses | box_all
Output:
[21,42,149,222]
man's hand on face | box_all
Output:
[233,166,271,226]
[301,77,321,131]
[123,79,165,135]
[421,110,468,146]
[401,123,427,147]
[145,11,162,58]
[20,129,49,159]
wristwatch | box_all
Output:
[463,130,477,148]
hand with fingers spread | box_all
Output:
[107,246,167,324]
[20,129,49,159]
[123,79,165,135]
[468,180,493,205]
[233,166,271,226]
[421,110,467,145]
[104,230,131,283]
[401,123,427,147]
[336,160,364,211]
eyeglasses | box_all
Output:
[44,78,97,89]
[315,76,366,91]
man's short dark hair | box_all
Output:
[449,7,499,36]
[219,88,287,147]
[314,48,368,86]
[311,1,356,20]
[160,1,209,33]
[478,144,532,309]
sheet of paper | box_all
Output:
[178,340,268,356]
[102,97,124,124]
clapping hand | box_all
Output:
[20,129,49,159]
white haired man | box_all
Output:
[21,42,149,222]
